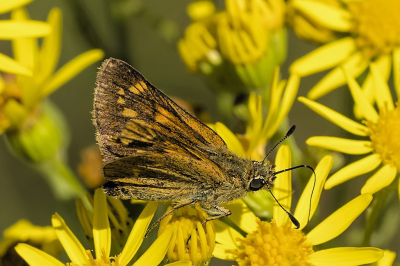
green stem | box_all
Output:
[37,157,85,200]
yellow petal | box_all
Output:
[15,243,64,266]
[187,0,216,21]
[37,8,62,85]
[263,70,282,136]
[370,62,394,110]
[325,154,381,189]
[224,200,258,233]
[291,0,351,31]
[0,52,31,76]
[119,202,158,266]
[40,49,104,98]
[273,145,292,227]
[308,247,383,266]
[306,136,373,154]
[132,224,177,266]
[213,244,237,261]
[360,54,391,104]
[377,250,397,266]
[215,122,245,157]
[0,74,5,93]
[267,74,300,138]
[290,37,356,76]
[393,48,400,98]
[0,0,33,13]
[294,155,333,230]
[361,164,397,194]
[308,52,369,99]
[0,21,50,38]
[307,194,373,245]
[93,188,111,259]
[344,69,379,122]
[298,97,368,136]
[11,8,38,69]
[190,228,197,265]
[355,55,391,118]
[214,220,241,248]
[52,213,88,264]
[165,261,193,266]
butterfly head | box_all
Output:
[248,160,275,192]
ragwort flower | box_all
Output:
[0,219,62,265]
[0,0,51,76]
[209,71,299,217]
[157,205,215,266]
[0,7,103,199]
[178,0,287,91]
[210,69,299,161]
[15,189,189,266]
[214,146,383,266]
[0,7,104,135]
[289,0,400,102]
[299,65,400,197]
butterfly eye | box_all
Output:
[249,178,264,191]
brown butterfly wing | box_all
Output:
[102,152,225,200]
[93,57,227,167]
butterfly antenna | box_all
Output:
[266,185,300,229]
[273,164,317,230]
[262,125,296,164]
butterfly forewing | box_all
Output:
[94,58,226,164]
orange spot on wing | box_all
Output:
[129,85,141,94]
[122,108,137,117]
[117,97,125,104]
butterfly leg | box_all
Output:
[145,199,198,237]
[200,204,231,226]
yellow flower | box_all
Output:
[15,189,190,266]
[157,205,215,266]
[289,0,400,103]
[178,0,287,90]
[286,0,342,44]
[75,192,134,254]
[373,250,396,266]
[0,7,103,198]
[208,72,299,217]
[0,0,51,76]
[0,219,63,265]
[299,65,400,197]
[214,146,384,265]
[0,7,104,134]
[210,69,299,160]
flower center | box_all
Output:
[366,103,400,170]
[348,0,400,59]
[232,219,313,266]
[158,205,215,266]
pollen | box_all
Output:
[158,205,215,266]
[366,103,400,170]
[231,219,313,266]
[348,0,400,59]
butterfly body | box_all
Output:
[93,58,276,222]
